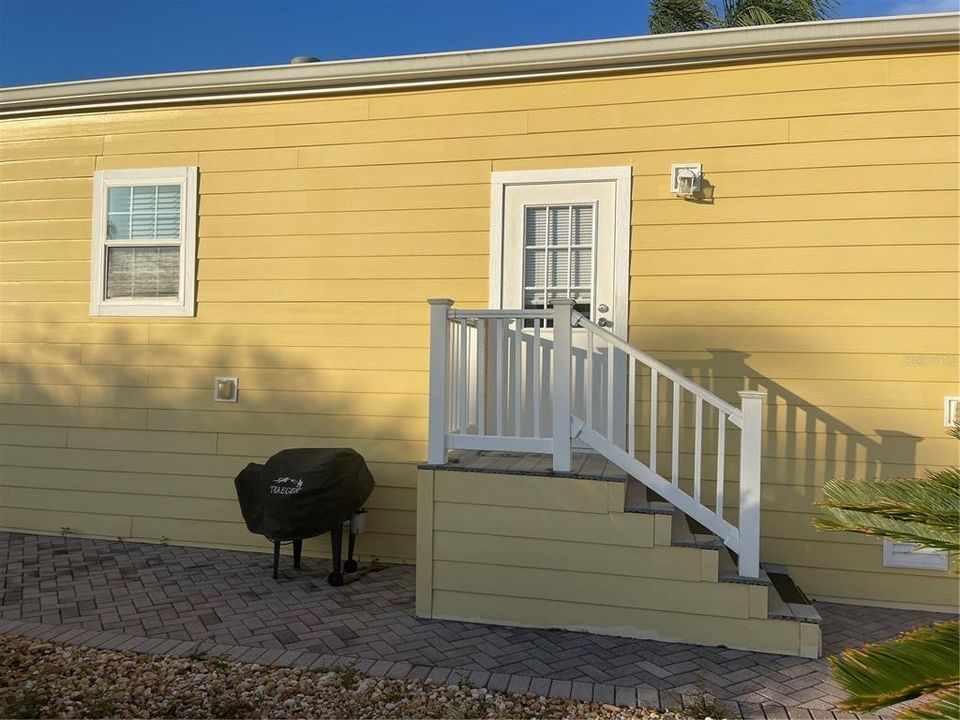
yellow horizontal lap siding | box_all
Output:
[79,344,429,370]
[78,387,427,418]
[196,278,488,303]
[148,366,427,394]
[788,108,959,143]
[199,185,488,216]
[633,190,956,224]
[198,233,489,259]
[631,244,959,275]
[0,241,89,263]
[146,409,427,441]
[633,163,960,200]
[0,405,147,429]
[630,300,960,328]
[94,152,201,171]
[628,273,957,301]
[197,255,486,281]
[299,119,789,168]
[633,217,959,249]
[0,384,81,405]
[528,82,960,134]
[0,177,92,201]
[214,434,425,464]
[200,207,487,236]
[102,112,528,155]
[433,530,703,581]
[0,156,95,181]
[0,97,371,143]
[200,162,492,194]
[629,326,958,354]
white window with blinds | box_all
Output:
[522,203,596,319]
[91,167,198,316]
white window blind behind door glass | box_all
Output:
[523,203,595,318]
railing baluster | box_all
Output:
[694,396,703,502]
[459,318,468,434]
[671,381,680,487]
[476,318,485,435]
[649,369,658,473]
[514,318,522,436]
[532,318,541,438]
[495,318,503,436]
[606,342,615,442]
[628,356,636,456]
[585,329,594,430]
[716,413,726,516]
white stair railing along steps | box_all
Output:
[426,298,765,578]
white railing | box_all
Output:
[426,298,765,578]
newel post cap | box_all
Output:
[427,298,454,306]
[738,390,767,400]
[550,298,576,306]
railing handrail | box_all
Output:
[449,309,553,319]
[572,311,743,425]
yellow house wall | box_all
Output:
[0,48,957,609]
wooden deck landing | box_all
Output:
[420,450,627,482]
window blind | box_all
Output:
[523,204,595,315]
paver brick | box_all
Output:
[1,531,949,714]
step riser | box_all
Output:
[419,466,822,657]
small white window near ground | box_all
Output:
[883,539,949,571]
[90,167,198,316]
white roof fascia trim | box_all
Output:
[1,13,957,117]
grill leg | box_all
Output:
[328,527,344,587]
[293,539,303,570]
[272,541,280,580]
[344,529,358,573]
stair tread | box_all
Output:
[717,548,771,586]
[765,566,822,625]
[624,478,675,514]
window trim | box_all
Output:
[90,166,198,317]
[883,539,949,571]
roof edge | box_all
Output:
[1,13,958,118]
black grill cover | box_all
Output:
[234,448,374,541]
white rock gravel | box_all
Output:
[1,634,694,719]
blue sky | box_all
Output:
[0,0,957,88]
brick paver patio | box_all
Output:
[0,531,951,719]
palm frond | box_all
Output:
[814,474,960,553]
[900,687,960,720]
[649,0,719,33]
[830,620,960,712]
[727,5,777,27]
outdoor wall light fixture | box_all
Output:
[671,163,703,198]
[214,376,239,402]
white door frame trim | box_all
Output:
[488,166,632,339]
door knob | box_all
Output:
[597,318,612,328]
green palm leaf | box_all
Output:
[649,0,837,33]
[900,688,960,720]
[830,621,960,712]
[814,472,960,553]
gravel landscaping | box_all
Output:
[0,634,698,719]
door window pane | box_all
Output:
[523,203,595,318]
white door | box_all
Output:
[491,168,631,445]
